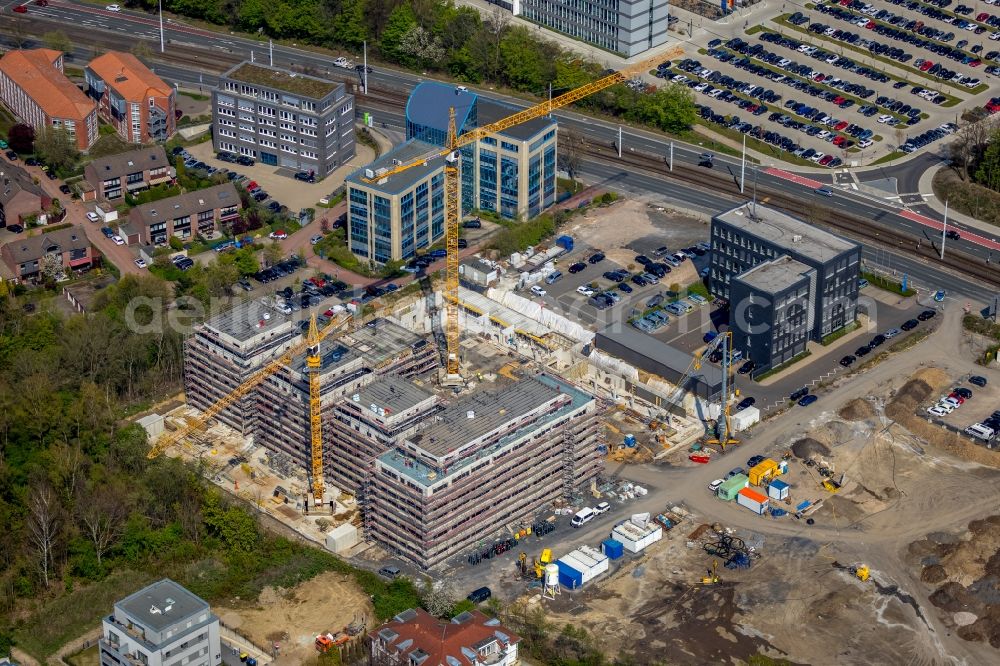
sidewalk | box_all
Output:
[917,163,1000,239]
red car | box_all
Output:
[833,96,845,105]
[920,60,934,71]
[977,12,989,21]
[865,20,875,29]
[832,136,846,147]
[970,59,982,67]
[948,393,966,405]
[12,4,27,12]
[819,155,834,166]
[834,120,849,131]
[985,97,1000,114]
[245,180,259,191]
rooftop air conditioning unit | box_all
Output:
[365,168,375,179]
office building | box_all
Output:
[709,204,861,372]
[83,146,174,202]
[212,62,355,179]
[85,52,176,144]
[405,82,558,220]
[345,139,446,264]
[0,49,98,151]
[369,374,600,569]
[99,579,221,666]
[521,0,671,57]
[371,608,520,666]
[129,183,242,245]
[729,256,814,373]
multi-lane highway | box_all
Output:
[3,0,995,300]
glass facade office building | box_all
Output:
[346,140,446,265]
[521,0,671,57]
[405,82,558,221]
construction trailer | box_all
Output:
[748,458,786,486]
[556,546,610,589]
[611,514,663,554]
[768,479,790,501]
[718,474,749,501]
[737,487,770,515]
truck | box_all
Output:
[556,235,574,252]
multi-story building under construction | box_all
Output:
[368,374,601,569]
[184,304,602,569]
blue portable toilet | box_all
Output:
[624,434,636,448]
[602,538,624,560]
[556,559,583,589]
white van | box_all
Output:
[965,424,995,441]
[571,507,595,527]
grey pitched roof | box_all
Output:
[130,183,240,229]
[85,146,169,185]
[3,226,89,264]
[0,163,45,206]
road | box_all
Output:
[2,1,995,298]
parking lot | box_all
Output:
[921,370,999,441]
[652,0,995,165]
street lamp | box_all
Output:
[159,0,165,53]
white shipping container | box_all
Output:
[612,520,663,554]
[577,545,610,575]
[736,489,769,515]
[731,406,761,432]
[559,551,606,584]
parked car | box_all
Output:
[134,258,147,269]
[568,262,586,273]
[5,224,24,234]
[798,394,818,407]
[917,309,937,321]
[900,318,920,331]
[530,285,546,297]
[86,212,101,223]
[790,387,809,401]
[839,355,856,367]
[736,397,756,411]
[969,375,988,387]
[746,455,764,468]
[467,587,492,603]
[378,566,401,579]
[708,479,725,492]
[310,235,323,245]
[269,230,288,240]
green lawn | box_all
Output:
[871,150,905,165]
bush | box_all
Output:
[489,214,557,255]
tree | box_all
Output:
[34,127,79,173]
[40,252,63,280]
[26,483,61,588]
[398,26,446,69]
[484,5,511,82]
[263,241,284,267]
[975,128,1000,192]
[499,26,551,91]
[7,124,35,154]
[420,580,457,618]
[42,31,72,54]
[79,481,129,566]
[380,4,417,62]
[331,0,369,49]
[559,129,585,182]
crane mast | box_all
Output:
[306,314,325,503]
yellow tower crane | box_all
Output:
[362,45,683,379]
[148,314,355,506]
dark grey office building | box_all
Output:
[213,62,355,179]
[729,256,815,373]
[520,0,671,57]
[710,204,861,372]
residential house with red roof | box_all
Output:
[85,52,175,144]
[0,49,98,151]
[371,609,520,666]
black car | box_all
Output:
[946,229,961,240]
[603,270,624,282]
[737,360,756,375]
[618,282,633,293]
[4,151,16,160]
[736,397,756,411]
[171,146,185,156]
[59,184,71,195]
[746,454,764,468]
[217,152,236,162]
[267,200,282,212]
[839,355,856,367]
[24,157,38,166]
[953,387,973,399]
[635,255,652,265]
[467,586,492,603]
[900,318,919,331]
[969,375,988,387]
[646,263,669,278]
[870,334,887,347]
[253,191,268,202]
[294,171,316,183]
[236,155,255,166]
[588,252,605,264]
[457,238,468,249]
[790,387,809,401]
[917,309,937,321]
[631,274,649,286]
[462,219,482,228]
[568,262,586,273]
[5,224,24,234]
[855,345,871,357]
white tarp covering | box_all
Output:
[486,288,595,344]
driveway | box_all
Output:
[0,154,141,276]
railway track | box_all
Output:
[577,141,1000,289]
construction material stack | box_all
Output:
[611,513,663,554]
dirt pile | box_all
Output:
[791,437,831,459]
[885,369,1000,468]
[916,515,1000,648]
[838,398,876,422]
